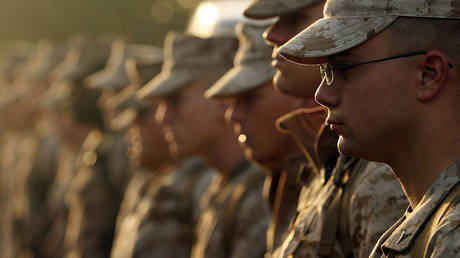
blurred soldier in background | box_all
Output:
[204,22,303,257]
[110,53,214,258]
[38,35,114,258]
[238,0,410,257]
[0,39,67,258]
[137,24,270,256]
[62,38,159,258]
[0,41,34,258]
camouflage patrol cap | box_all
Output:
[26,39,68,81]
[205,22,274,98]
[0,42,33,82]
[125,52,163,86]
[107,85,152,131]
[244,0,323,19]
[50,36,115,83]
[106,55,163,130]
[278,0,460,59]
[84,41,162,91]
[136,32,238,99]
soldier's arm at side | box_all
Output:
[349,162,408,257]
[231,181,271,258]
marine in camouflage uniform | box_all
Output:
[39,36,115,258]
[0,42,33,258]
[137,27,271,258]
[242,0,409,257]
[108,49,214,258]
[63,39,159,258]
[278,0,460,257]
[0,39,67,258]
[205,22,305,257]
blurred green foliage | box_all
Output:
[0,0,204,47]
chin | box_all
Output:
[337,137,373,161]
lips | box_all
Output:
[326,117,345,136]
[272,55,287,70]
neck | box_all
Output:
[386,126,460,209]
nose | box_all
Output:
[264,22,285,48]
[314,78,340,109]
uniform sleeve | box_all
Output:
[348,162,408,258]
[231,180,271,258]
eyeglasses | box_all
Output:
[320,51,454,85]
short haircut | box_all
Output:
[388,17,460,67]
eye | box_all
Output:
[166,95,182,107]
[238,93,257,107]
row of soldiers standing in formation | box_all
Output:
[1,0,460,257]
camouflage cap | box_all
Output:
[107,85,152,131]
[244,0,323,19]
[40,80,72,110]
[205,22,274,98]
[50,36,116,83]
[0,42,33,82]
[106,55,163,130]
[125,52,163,86]
[278,0,460,59]
[136,31,238,99]
[25,39,68,82]
[84,40,162,91]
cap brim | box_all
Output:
[109,108,138,131]
[85,70,130,91]
[205,62,274,98]
[136,69,197,99]
[278,16,397,62]
[244,0,320,19]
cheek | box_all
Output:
[277,65,322,98]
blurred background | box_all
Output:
[0,0,208,48]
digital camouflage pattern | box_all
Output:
[84,40,162,91]
[40,144,80,258]
[370,159,460,258]
[205,22,275,98]
[191,160,270,258]
[244,0,323,19]
[136,31,238,98]
[278,0,460,59]
[50,36,114,83]
[272,158,408,258]
[0,132,40,258]
[64,129,131,258]
[111,157,214,258]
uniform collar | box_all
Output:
[381,159,460,253]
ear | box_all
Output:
[417,50,449,102]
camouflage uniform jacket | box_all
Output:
[0,132,39,258]
[40,145,80,258]
[272,157,408,258]
[64,129,131,258]
[112,167,161,233]
[370,159,460,258]
[191,159,271,258]
[265,156,304,256]
[110,157,214,258]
